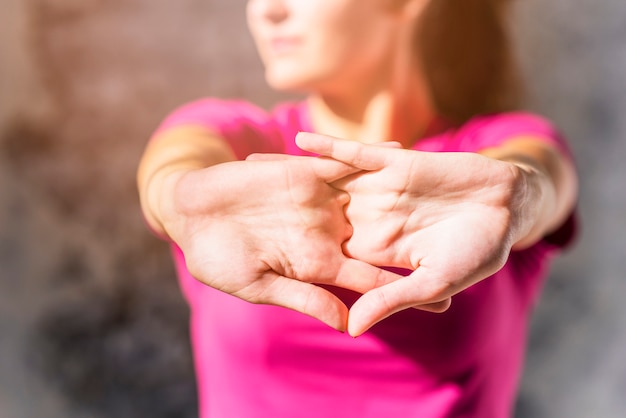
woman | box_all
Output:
[137,0,578,416]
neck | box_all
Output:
[307,48,436,148]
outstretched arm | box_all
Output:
[296,132,578,336]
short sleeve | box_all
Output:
[456,112,572,158]
[152,98,285,159]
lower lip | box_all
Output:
[270,38,299,54]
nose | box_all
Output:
[247,0,289,24]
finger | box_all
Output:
[309,155,363,183]
[296,132,389,171]
[259,273,349,332]
[246,153,294,161]
[247,151,361,183]
[412,298,452,313]
[347,269,452,337]
[331,257,404,296]
[376,141,403,149]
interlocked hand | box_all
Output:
[297,132,521,336]
[161,155,403,332]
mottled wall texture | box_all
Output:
[0,0,624,417]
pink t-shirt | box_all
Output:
[154,99,576,418]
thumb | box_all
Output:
[347,268,452,337]
[260,272,350,332]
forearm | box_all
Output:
[481,137,578,249]
[137,125,236,238]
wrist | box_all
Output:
[142,164,200,239]
[480,138,577,250]
[508,161,555,249]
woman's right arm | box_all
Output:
[137,125,235,238]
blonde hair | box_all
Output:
[416,0,522,125]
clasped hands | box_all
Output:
[165,132,522,336]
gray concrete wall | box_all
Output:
[513,1,626,416]
[0,0,624,417]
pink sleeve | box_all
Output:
[457,111,573,158]
[153,98,285,159]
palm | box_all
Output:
[162,156,402,331]
[340,152,512,269]
[297,132,520,335]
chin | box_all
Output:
[265,75,308,93]
[263,66,322,93]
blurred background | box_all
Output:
[0,0,624,417]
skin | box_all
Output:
[292,132,577,336]
[246,0,434,143]
[137,0,578,336]
[139,126,407,332]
